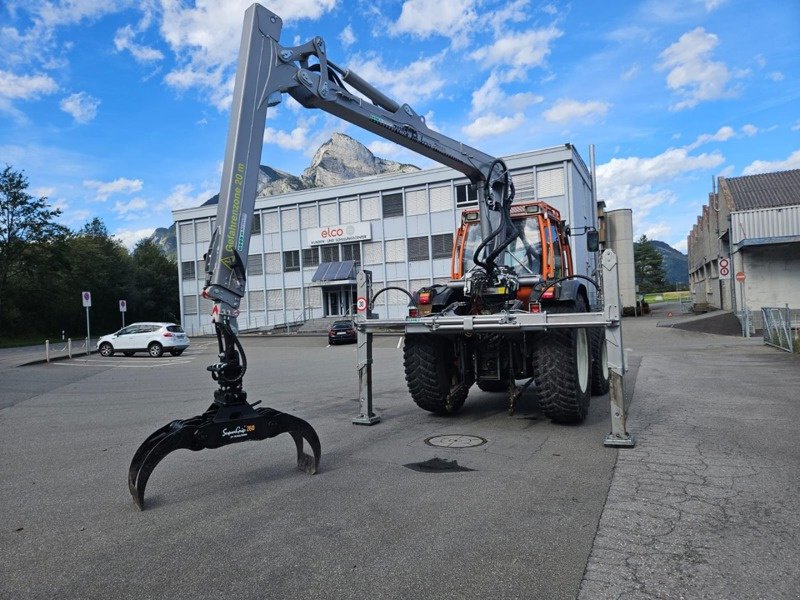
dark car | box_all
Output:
[328,319,357,345]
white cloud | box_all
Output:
[32,186,57,198]
[672,238,688,253]
[113,197,149,216]
[84,177,143,201]
[657,27,735,110]
[114,228,158,251]
[469,72,542,117]
[792,121,800,132]
[391,0,477,47]
[471,27,562,77]
[114,24,164,62]
[621,64,640,80]
[339,25,356,48]
[597,147,725,217]
[345,53,445,106]
[685,125,734,150]
[767,71,784,82]
[0,70,58,99]
[741,123,758,136]
[60,91,100,123]
[462,113,525,140]
[264,121,316,151]
[159,0,336,110]
[742,149,800,175]
[542,99,610,124]
[164,183,217,210]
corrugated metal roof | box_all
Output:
[721,169,800,210]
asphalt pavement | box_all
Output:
[1,308,798,599]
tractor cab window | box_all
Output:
[461,216,542,276]
[548,223,564,278]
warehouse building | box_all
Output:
[173,144,622,335]
[688,168,800,328]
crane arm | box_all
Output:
[204,2,512,320]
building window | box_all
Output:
[382,192,403,217]
[264,212,279,233]
[408,236,429,261]
[385,239,405,262]
[321,245,339,262]
[181,261,196,280]
[249,290,265,311]
[281,208,298,231]
[363,241,383,265]
[361,195,380,220]
[196,259,205,278]
[429,185,451,212]
[342,242,361,263]
[196,220,211,242]
[179,222,194,244]
[320,203,337,226]
[283,250,300,272]
[340,199,358,223]
[406,188,427,216]
[285,288,302,309]
[537,167,565,198]
[455,183,478,205]
[302,247,320,267]
[248,254,263,276]
[267,289,283,309]
[251,213,261,235]
[300,206,318,228]
[265,252,281,273]
[183,295,198,314]
[305,286,322,308]
[431,233,453,259]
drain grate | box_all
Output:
[424,434,487,448]
[404,458,475,473]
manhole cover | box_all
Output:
[424,434,487,448]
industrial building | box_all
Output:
[173,144,634,335]
[688,168,800,328]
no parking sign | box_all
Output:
[356,296,367,313]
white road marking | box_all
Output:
[396,336,403,349]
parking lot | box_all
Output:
[1,308,798,599]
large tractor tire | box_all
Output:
[590,329,610,396]
[535,299,591,423]
[403,334,472,415]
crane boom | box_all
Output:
[204,2,512,322]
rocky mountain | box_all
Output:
[652,240,689,284]
[150,133,419,259]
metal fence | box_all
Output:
[761,306,800,353]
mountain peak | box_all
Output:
[301,132,419,187]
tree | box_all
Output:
[130,238,179,323]
[0,166,69,331]
[634,235,668,293]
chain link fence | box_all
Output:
[761,306,800,353]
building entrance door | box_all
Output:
[324,289,339,316]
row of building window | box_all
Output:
[179,165,566,246]
[181,234,453,279]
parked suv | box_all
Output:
[97,322,190,357]
[327,319,357,345]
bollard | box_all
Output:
[68,338,72,358]
[46,340,50,363]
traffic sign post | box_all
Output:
[735,272,749,338]
[119,299,127,327]
[82,291,92,355]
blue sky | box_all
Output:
[1,0,798,252]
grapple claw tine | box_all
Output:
[258,408,321,474]
[128,419,200,511]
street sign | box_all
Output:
[356,296,367,312]
[735,271,746,283]
[119,300,127,312]
[719,257,730,279]
[82,291,92,307]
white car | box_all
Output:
[97,322,190,357]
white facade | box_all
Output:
[173,145,600,335]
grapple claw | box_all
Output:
[128,417,203,511]
[128,403,321,510]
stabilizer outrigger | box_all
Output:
[128,319,320,510]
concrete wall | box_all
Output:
[735,244,800,328]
